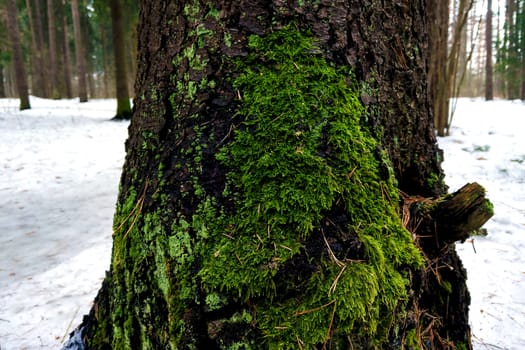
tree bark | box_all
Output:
[47,0,60,99]
[0,44,6,98]
[428,0,450,137]
[6,0,30,110]
[61,0,73,99]
[110,0,132,120]
[71,0,88,102]
[74,1,487,349]
[486,0,494,101]
[0,62,5,98]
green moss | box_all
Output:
[192,26,423,347]
[404,328,420,349]
[107,25,424,348]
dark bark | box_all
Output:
[61,0,73,99]
[76,1,486,349]
[428,0,450,137]
[71,0,88,102]
[6,0,30,110]
[0,63,5,98]
[0,44,6,97]
[110,0,132,120]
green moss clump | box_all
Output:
[191,25,423,347]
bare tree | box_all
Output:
[486,0,494,100]
[6,0,30,110]
[71,0,88,102]
[61,0,73,99]
[109,0,131,119]
[47,0,60,99]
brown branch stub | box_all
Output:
[407,182,493,247]
[435,182,493,243]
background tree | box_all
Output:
[61,0,73,99]
[47,0,60,99]
[486,0,494,100]
[0,18,9,98]
[5,0,30,110]
[431,0,475,136]
[70,1,492,349]
[109,0,131,120]
[71,0,87,102]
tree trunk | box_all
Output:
[0,44,6,98]
[6,0,30,110]
[61,0,73,99]
[486,0,494,100]
[74,1,490,349]
[110,0,132,120]
[0,63,5,98]
[428,0,450,136]
[71,0,88,102]
[47,0,60,99]
[34,0,50,98]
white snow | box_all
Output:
[0,97,523,349]
[0,97,128,349]
[441,99,525,349]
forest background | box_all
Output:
[0,0,524,349]
[1,0,525,129]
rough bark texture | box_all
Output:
[79,1,480,349]
[110,0,132,120]
[428,0,450,137]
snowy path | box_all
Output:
[0,97,523,349]
[0,98,128,349]
[440,99,525,349]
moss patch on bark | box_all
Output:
[192,26,424,347]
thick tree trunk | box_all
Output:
[428,0,450,137]
[110,0,132,120]
[6,0,30,110]
[75,1,490,349]
[71,0,88,102]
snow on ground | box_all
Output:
[0,97,523,349]
[440,99,525,349]
[0,97,128,349]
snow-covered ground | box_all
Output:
[0,97,128,349]
[440,99,525,349]
[0,97,523,349]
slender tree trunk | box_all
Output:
[47,0,60,99]
[100,25,111,98]
[506,0,517,98]
[6,0,30,110]
[486,0,494,100]
[0,62,6,98]
[33,0,50,98]
[61,0,73,99]
[110,0,131,120]
[25,0,41,96]
[0,44,6,98]
[73,1,490,349]
[71,0,88,102]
